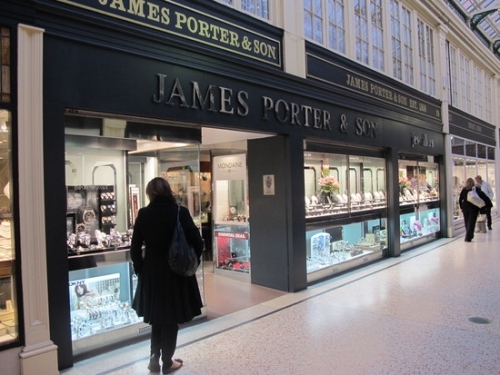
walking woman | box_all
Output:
[131,177,204,374]
[458,177,492,242]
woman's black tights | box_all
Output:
[150,323,179,367]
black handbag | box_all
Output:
[168,205,199,277]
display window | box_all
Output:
[304,150,387,279]
[398,159,440,248]
[65,114,205,353]
[212,154,250,274]
[306,218,386,275]
[398,161,440,206]
[0,109,17,345]
[68,262,140,342]
[451,137,495,222]
[304,151,387,217]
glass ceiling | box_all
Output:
[457,0,500,42]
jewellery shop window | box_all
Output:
[304,152,387,217]
[0,109,18,345]
[306,218,387,277]
[398,160,440,246]
[304,151,387,277]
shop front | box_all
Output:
[448,108,497,231]
[2,0,448,371]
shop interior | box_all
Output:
[64,113,275,351]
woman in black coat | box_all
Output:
[131,177,204,374]
[458,177,492,242]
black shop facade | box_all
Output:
[8,0,447,369]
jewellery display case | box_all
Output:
[69,258,140,341]
[212,154,250,275]
[400,206,440,245]
[304,150,387,281]
[304,152,387,218]
[398,161,440,249]
[98,186,116,233]
[306,217,386,282]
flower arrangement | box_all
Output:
[318,176,340,194]
[399,173,410,189]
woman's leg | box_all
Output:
[463,210,471,240]
[161,323,179,369]
[148,324,162,371]
[465,209,479,241]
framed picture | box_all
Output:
[66,213,76,236]
[129,186,140,226]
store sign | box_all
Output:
[56,0,281,66]
[307,53,442,122]
[215,231,249,239]
[152,73,379,138]
[410,133,434,148]
[213,154,246,180]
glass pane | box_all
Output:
[0,27,10,103]
[451,136,464,155]
[465,140,476,157]
[399,160,439,206]
[0,109,17,344]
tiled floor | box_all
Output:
[61,222,500,375]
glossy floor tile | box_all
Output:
[61,221,500,375]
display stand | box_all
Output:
[212,154,250,278]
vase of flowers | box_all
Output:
[399,173,410,193]
[318,176,341,202]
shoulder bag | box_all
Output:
[168,205,199,277]
[467,187,485,208]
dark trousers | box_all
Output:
[483,206,492,228]
[151,323,179,367]
[463,207,479,241]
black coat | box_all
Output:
[131,197,204,325]
[459,186,492,212]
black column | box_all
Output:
[247,135,307,292]
[386,148,401,257]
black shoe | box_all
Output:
[148,354,161,373]
[465,239,472,242]
[488,226,492,230]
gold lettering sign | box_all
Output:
[57,0,281,66]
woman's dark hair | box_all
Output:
[75,283,88,297]
[146,177,176,203]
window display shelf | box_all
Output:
[400,207,440,247]
[69,262,139,343]
[306,217,386,279]
[307,247,376,273]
